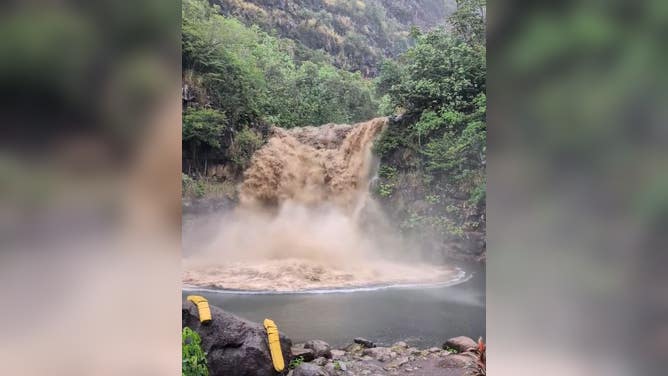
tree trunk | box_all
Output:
[191,141,198,176]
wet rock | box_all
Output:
[388,356,409,368]
[407,347,421,355]
[439,353,478,369]
[392,341,408,349]
[330,349,346,360]
[292,345,316,362]
[314,357,328,366]
[443,336,478,353]
[344,343,364,354]
[293,363,329,376]
[182,299,292,376]
[354,337,376,348]
[362,347,395,362]
[323,362,337,375]
[305,339,332,359]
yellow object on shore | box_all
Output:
[263,318,285,372]
[186,295,212,324]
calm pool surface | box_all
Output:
[182,263,484,348]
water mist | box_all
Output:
[183,118,460,291]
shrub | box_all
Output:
[182,173,206,198]
[228,126,264,170]
[182,327,208,376]
[288,356,305,369]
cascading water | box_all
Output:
[183,118,461,292]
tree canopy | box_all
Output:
[182,0,379,173]
[373,0,486,244]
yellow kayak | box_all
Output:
[186,295,212,324]
[263,318,285,372]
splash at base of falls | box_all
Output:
[183,118,455,292]
[183,259,461,292]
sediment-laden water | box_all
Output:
[182,263,485,348]
[183,117,463,291]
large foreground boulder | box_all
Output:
[182,299,292,376]
[304,339,331,359]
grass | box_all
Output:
[288,356,305,369]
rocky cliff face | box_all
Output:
[210,0,456,76]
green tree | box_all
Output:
[391,29,485,113]
[449,0,486,46]
[373,6,487,247]
[182,107,227,171]
[228,126,264,170]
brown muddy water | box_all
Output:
[183,118,460,291]
[182,263,485,348]
[182,118,485,347]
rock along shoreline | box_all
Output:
[183,299,485,376]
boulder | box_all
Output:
[313,357,328,366]
[291,345,316,362]
[388,356,409,368]
[305,339,332,359]
[439,353,478,369]
[407,347,421,355]
[344,343,364,354]
[354,337,376,348]
[323,362,337,375]
[442,336,477,353]
[330,349,346,360]
[362,347,396,362]
[391,341,408,349]
[293,363,329,376]
[182,299,292,376]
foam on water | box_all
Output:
[183,267,471,295]
[183,118,461,292]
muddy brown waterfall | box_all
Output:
[240,117,387,212]
[183,118,459,292]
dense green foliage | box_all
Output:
[211,0,455,76]
[182,327,208,376]
[182,0,378,174]
[181,0,487,256]
[374,0,486,251]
